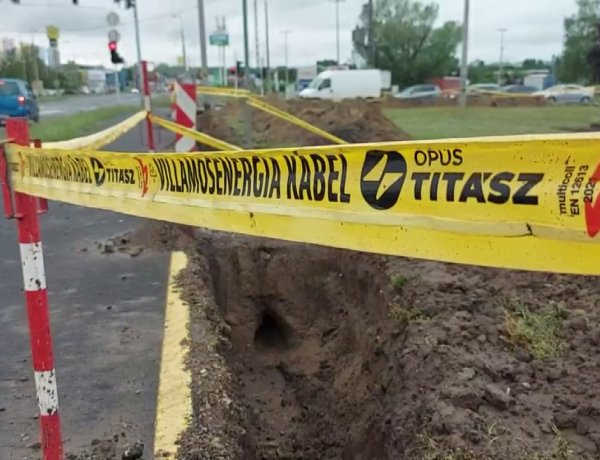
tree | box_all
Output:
[559,0,600,83]
[352,0,462,86]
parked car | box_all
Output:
[534,84,594,104]
[395,84,441,100]
[502,84,537,94]
[0,78,40,124]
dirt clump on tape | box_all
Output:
[176,231,600,459]
[198,98,410,148]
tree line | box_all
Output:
[352,0,599,87]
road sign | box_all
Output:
[209,31,229,46]
[108,29,121,43]
[107,12,120,27]
[46,25,59,41]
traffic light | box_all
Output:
[10,0,20,3]
[108,41,124,64]
[236,61,244,77]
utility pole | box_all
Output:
[242,0,252,147]
[282,30,290,98]
[458,0,469,108]
[132,1,143,100]
[242,0,250,88]
[254,0,262,93]
[497,28,507,87]
[265,0,271,92]
[197,0,208,81]
[330,0,345,64]
[368,0,374,67]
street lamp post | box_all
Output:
[173,15,187,71]
[197,0,208,80]
[497,28,507,87]
[330,0,345,64]
[458,0,470,108]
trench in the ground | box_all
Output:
[203,240,408,459]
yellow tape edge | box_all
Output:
[43,111,147,150]
[246,97,347,145]
[149,114,242,151]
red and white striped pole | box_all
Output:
[141,60,156,152]
[3,119,62,460]
[175,81,197,152]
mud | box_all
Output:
[177,231,600,460]
[198,98,410,148]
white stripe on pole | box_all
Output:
[34,370,59,415]
[19,242,47,291]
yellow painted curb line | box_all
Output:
[154,251,192,458]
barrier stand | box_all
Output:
[141,60,156,152]
[1,119,62,460]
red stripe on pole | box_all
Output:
[15,193,41,243]
[25,290,54,372]
[141,61,156,152]
[40,414,61,459]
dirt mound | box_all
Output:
[178,232,600,460]
[198,98,410,149]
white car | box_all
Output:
[534,84,594,105]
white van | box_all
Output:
[299,69,382,100]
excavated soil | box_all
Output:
[177,231,600,460]
[198,98,411,148]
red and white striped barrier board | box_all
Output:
[175,82,197,152]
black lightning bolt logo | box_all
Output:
[360,150,407,210]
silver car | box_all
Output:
[395,84,441,100]
[534,84,594,104]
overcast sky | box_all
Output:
[1,0,578,68]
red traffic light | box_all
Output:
[108,41,117,51]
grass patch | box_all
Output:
[392,274,407,291]
[388,304,426,326]
[385,106,599,139]
[505,304,567,360]
[29,104,138,142]
[151,94,172,109]
[414,435,480,460]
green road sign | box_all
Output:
[209,32,229,46]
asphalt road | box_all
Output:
[39,93,142,117]
[0,122,175,458]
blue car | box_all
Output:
[0,78,40,124]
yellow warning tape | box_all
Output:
[43,111,146,150]
[246,97,347,144]
[5,133,600,275]
[149,114,241,151]
[196,86,250,98]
